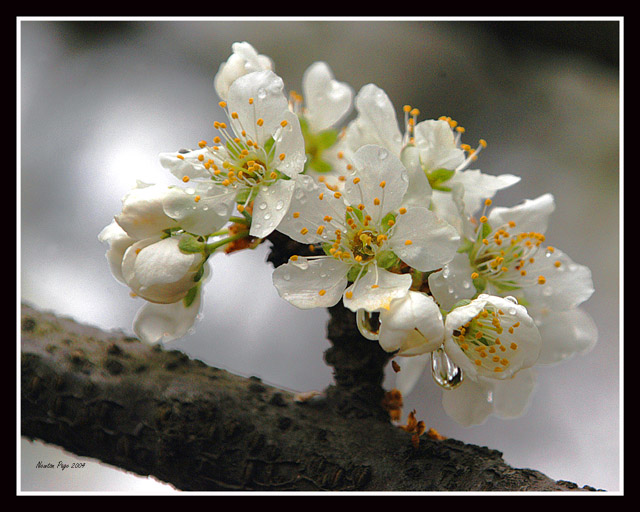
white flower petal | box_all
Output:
[272,256,351,309]
[378,291,444,356]
[414,119,466,172]
[133,288,203,344]
[227,70,289,147]
[534,307,598,365]
[394,353,430,396]
[427,253,476,311]
[159,149,213,181]
[488,193,556,235]
[490,368,537,419]
[343,144,408,215]
[344,84,403,155]
[214,42,273,101]
[390,207,460,272]
[441,378,494,426]
[250,178,297,238]
[273,110,307,178]
[98,221,136,284]
[163,184,236,236]
[524,248,595,311]
[276,174,347,245]
[399,145,432,209]
[343,267,412,312]
[302,61,353,132]
[115,182,178,239]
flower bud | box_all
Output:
[115,182,178,240]
[121,235,205,304]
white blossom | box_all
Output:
[160,70,307,239]
[273,144,460,312]
[214,42,273,101]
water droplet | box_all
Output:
[431,346,464,390]
[462,280,471,289]
[542,286,553,297]
[257,87,267,99]
[275,199,285,211]
[356,309,379,341]
[442,266,450,279]
[283,273,291,281]
[378,148,388,160]
[292,258,309,270]
[263,212,271,220]
[504,296,518,304]
[259,202,267,210]
[507,307,517,316]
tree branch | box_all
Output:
[20,302,598,492]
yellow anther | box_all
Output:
[222,179,230,186]
[399,207,407,215]
[501,359,509,366]
[280,120,288,127]
[292,212,300,218]
[510,342,518,350]
[353,177,361,184]
[494,367,504,373]
[371,284,379,289]
[456,126,465,133]
[538,276,546,285]
[492,356,500,363]
[231,112,239,119]
[379,181,386,188]
[475,359,482,366]
[319,289,326,296]
[319,193,324,200]
[403,105,412,113]
[345,291,353,299]
[405,240,413,246]
[270,172,278,180]
[323,216,333,222]
[373,198,380,206]
[198,140,207,148]
[290,255,299,261]
[480,215,488,223]
[182,176,190,183]
[257,118,264,127]
[334,192,342,199]
[316,226,325,235]
[248,98,254,104]
[484,198,492,206]
[237,204,245,213]
[508,221,516,228]
[554,261,562,268]
[176,154,185,160]
[300,228,309,235]
[547,246,555,253]
[479,139,487,148]
[194,195,201,202]
[410,108,420,117]
[354,255,363,262]
[279,153,286,161]
[218,101,227,108]
[358,203,365,210]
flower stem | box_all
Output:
[205,231,249,255]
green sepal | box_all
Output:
[376,250,399,269]
[472,276,487,293]
[427,168,455,190]
[178,234,205,254]
[183,284,199,308]
[381,212,396,232]
[308,158,333,174]
[192,263,205,283]
[347,265,366,283]
[263,136,275,155]
[456,238,475,254]
[451,299,472,310]
[322,242,333,256]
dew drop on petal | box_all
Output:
[275,199,285,211]
[431,346,464,390]
[259,202,267,210]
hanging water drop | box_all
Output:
[431,346,464,390]
[356,309,380,341]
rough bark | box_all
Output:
[20,234,600,492]
[20,302,599,492]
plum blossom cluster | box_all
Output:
[99,42,597,426]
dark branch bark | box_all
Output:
[20,301,599,492]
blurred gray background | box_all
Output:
[19,18,621,493]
